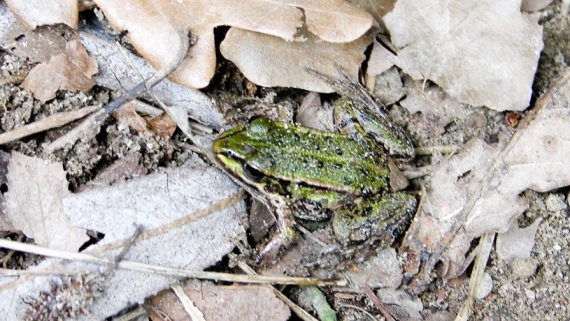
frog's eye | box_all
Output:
[243,164,264,183]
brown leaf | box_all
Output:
[5,0,77,30]
[147,113,177,138]
[220,28,372,92]
[113,102,149,134]
[5,152,89,251]
[150,282,291,321]
[93,0,372,88]
[21,40,98,102]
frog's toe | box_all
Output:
[255,226,296,264]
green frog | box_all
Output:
[212,69,417,263]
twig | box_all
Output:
[361,284,393,321]
[0,239,345,286]
[0,106,99,145]
[414,145,459,155]
[336,304,377,321]
[455,233,495,321]
[171,284,206,321]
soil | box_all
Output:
[0,1,569,320]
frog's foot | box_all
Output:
[255,205,296,264]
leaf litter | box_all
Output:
[0,153,247,320]
[0,0,569,320]
[405,69,570,289]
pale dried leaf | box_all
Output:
[399,77,473,134]
[383,0,543,111]
[150,281,290,321]
[496,219,542,263]
[406,70,570,279]
[0,150,14,232]
[21,40,98,102]
[5,152,88,251]
[93,0,372,88]
[0,157,247,320]
[521,0,554,12]
[376,289,423,319]
[3,20,68,63]
[5,0,77,30]
[79,32,221,128]
[344,249,403,289]
[220,28,372,92]
[81,151,147,190]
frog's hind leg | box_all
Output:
[256,199,296,263]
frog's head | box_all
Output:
[213,118,285,196]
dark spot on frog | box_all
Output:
[335,148,343,155]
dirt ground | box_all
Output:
[1,1,569,321]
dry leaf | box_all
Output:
[113,102,149,133]
[405,70,570,283]
[147,113,177,138]
[21,40,98,102]
[383,0,543,111]
[3,20,69,63]
[5,0,77,30]
[521,0,554,12]
[0,150,15,232]
[399,77,473,134]
[150,281,291,321]
[221,28,373,92]
[79,32,221,128]
[376,289,423,320]
[5,152,89,251]
[93,0,372,88]
[0,156,247,320]
[496,219,542,263]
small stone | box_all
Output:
[546,194,566,212]
[476,273,493,299]
[553,243,562,251]
[525,289,536,301]
[511,258,538,278]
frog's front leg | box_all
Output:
[256,198,296,263]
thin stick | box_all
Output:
[361,284,393,321]
[0,106,99,145]
[455,232,495,321]
[0,239,345,286]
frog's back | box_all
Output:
[245,118,389,194]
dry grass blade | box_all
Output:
[0,239,344,286]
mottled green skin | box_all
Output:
[213,116,416,247]
[213,117,389,195]
[213,75,417,262]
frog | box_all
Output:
[212,69,417,263]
